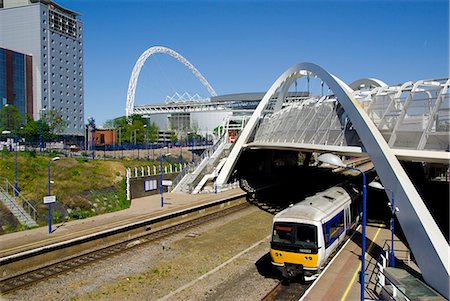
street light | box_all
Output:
[2,130,18,196]
[369,181,398,267]
[47,156,60,234]
[317,153,367,301]
[134,129,139,159]
[39,108,46,153]
[144,124,149,160]
[159,150,170,208]
[143,115,151,160]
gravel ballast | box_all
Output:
[4,205,280,301]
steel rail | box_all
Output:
[0,201,250,294]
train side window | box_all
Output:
[323,210,345,248]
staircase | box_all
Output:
[172,136,230,193]
[0,179,38,228]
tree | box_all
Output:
[42,109,68,135]
[103,115,159,144]
[0,104,25,132]
[170,131,178,143]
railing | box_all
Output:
[0,178,38,222]
[373,240,413,301]
[171,134,227,190]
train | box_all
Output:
[270,184,361,281]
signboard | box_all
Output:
[144,179,157,191]
[162,180,173,186]
[43,196,56,204]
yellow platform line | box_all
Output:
[340,224,383,301]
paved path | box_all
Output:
[0,189,245,257]
[301,224,418,301]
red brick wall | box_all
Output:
[94,129,116,145]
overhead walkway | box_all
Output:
[216,63,449,298]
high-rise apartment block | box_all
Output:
[0,0,84,135]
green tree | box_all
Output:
[170,131,178,143]
[0,104,25,132]
[42,109,68,135]
[103,115,159,144]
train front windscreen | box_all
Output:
[271,223,318,253]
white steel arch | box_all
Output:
[126,46,218,117]
[216,62,449,298]
[349,78,387,90]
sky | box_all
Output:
[56,0,449,127]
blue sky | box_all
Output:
[57,0,449,126]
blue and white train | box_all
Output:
[270,185,361,281]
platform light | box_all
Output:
[318,153,367,301]
[368,180,398,268]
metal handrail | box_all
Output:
[0,178,37,221]
[373,240,415,301]
[171,134,227,189]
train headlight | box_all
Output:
[304,256,313,261]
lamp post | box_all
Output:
[39,108,46,153]
[369,181,397,267]
[2,130,18,196]
[159,150,170,208]
[47,156,60,234]
[134,129,139,159]
[317,153,366,301]
[143,115,150,160]
[88,118,96,159]
[191,135,195,162]
[144,124,149,160]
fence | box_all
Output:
[171,134,227,190]
[0,178,37,222]
[373,240,415,301]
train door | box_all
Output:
[345,207,351,233]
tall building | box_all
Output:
[0,47,33,117]
[0,0,84,135]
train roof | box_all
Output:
[273,186,354,223]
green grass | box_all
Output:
[0,151,179,228]
[0,152,131,223]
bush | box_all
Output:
[69,209,93,219]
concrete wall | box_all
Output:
[145,111,232,136]
[130,173,178,199]
[191,111,232,136]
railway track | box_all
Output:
[262,280,310,301]
[0,201,250,295]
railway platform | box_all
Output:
[0,189,245,258]
[300,223,445,301]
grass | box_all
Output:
[0,150,183,230]
[0,152,133,225]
